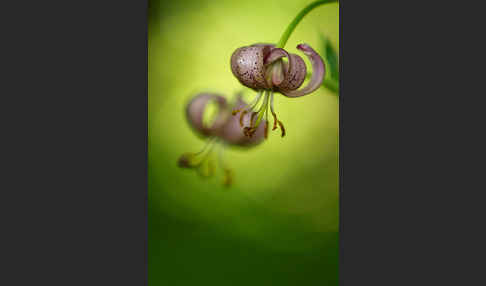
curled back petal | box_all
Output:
[186,93,228,137]
[279,44,325,98]
[264,48,306,91]
[264,47,289,65]
[277,53,306,92]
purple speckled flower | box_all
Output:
[230,43,325,137]
[178,92,266,186]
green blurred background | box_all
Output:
[149,0,339,284]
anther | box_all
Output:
[277,120,286,137]
[271,112,278,130]
[223,168,233,187]
[250,111,258,123]
[264,121,268,139]
[239,110,248,127]
[243,126,257,138]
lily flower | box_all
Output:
[230,43,325,138]
[178,92,266,186]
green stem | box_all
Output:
[323,78,339,93]
[276,0,338,49]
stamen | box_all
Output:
[239,110,248,127]
[254,92,269,127]
[269,91,286,137]
[270,92,278,130]
[264,96,269,139]
[264,121,268,139]
[178,138,219,176]
[243,92,265,138]
[179,139,237,187]
[243,126,253,137]
[278,120,286,137]
[217,143,233,187]
[223,168,233,187]
[196,153,216,178]
[271,113,278,130]
[196,137,217,155]
[250,111,258,122]
[232,90,263,115]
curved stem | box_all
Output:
[324,78,339,93]
[276,0,338,49]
